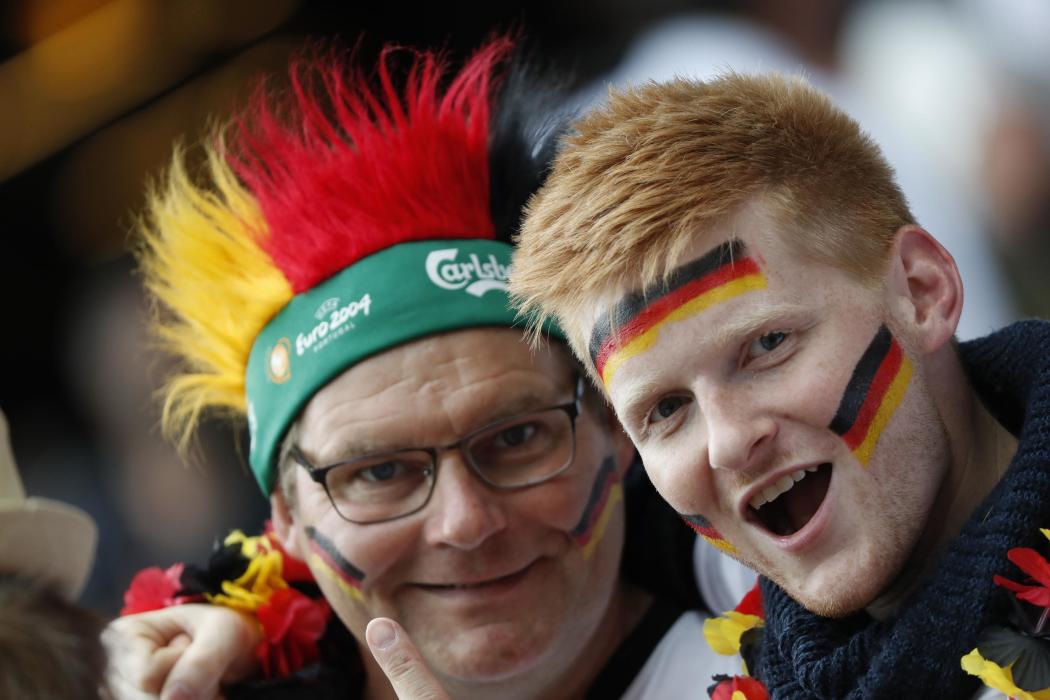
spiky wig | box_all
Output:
[137,37,565,483]
[138,142,292,452]
[230,39,509,294]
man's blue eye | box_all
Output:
[649,396,689,424]
[495,423,537,448]
[760,331,786,350]
[747,330,788,359]
[361,461,404,482]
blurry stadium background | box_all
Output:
[2,0,1048,614]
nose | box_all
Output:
[422,452,507,550]
[704,390,777,473]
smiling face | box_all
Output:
[271,328,633,686]
[576,198,952,616]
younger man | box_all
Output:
[512,73,1050,697]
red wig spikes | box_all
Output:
[229,37,513,294]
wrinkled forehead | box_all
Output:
[299,327,579,436]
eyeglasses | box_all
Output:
[291,377,585,524]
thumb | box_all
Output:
[365,618,449,700]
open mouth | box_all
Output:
[747,463,832,538]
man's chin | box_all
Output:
[777,569,889,619]
[793,590,872,618]
[419,622,553,684]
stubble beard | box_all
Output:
[737,387,951,618]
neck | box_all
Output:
[362,580,651,700]
[867,347,1017,619]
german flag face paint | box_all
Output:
[570,457,623,559]
[829,325,913,467]
[588,240,766,388]
[683,514,737,554]
[305,526,365,601]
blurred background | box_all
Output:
[1,0,1047,616]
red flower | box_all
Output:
[708,674,770,700]
[121,563,188,615]
[994,547,1050,608]
[735,580,764,618]
[255,587,331,678]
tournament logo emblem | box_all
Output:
[267,337,292,384]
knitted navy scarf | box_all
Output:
[755,320,1050,699]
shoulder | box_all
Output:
[619,610,741,700]
[693,537,758,615]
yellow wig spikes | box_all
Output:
[136,135,293,453]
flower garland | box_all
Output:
[962,529,1050,700]
[121,524,330,679]
[702,579,769,699]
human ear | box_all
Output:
[885,225,963,354]
[270,489,305,560]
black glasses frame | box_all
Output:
[290,376,586,524]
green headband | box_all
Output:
[245,239,563,493]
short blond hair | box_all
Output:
[512,73,913,360]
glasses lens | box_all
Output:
[467,408,575,487]
[325,450,434,523]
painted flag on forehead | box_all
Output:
[829,325,913,466]
[589,240,766,387]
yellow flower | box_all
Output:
[704,611,764,656]
[206,531,288,613]
[961,648,1050,700]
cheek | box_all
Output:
[683,514,737,554]
[297,511,416,601]
[825,326,913,467]
[636,438,718,517]
[568,456,623,559]
[303,525,367,601]
[515,438,622,552]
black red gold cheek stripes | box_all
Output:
[683,514,737,554]
[305,526,365,601]
[828,325,913,466]
[571,457,623,559]
[588,240,766,387]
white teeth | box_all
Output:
[749,468,814,510]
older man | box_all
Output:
[104,41,750,700]
[511,73,1050,698]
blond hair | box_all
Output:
[136,137,293,453]
[512,73,913,359]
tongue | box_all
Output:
[783,464,831,533]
